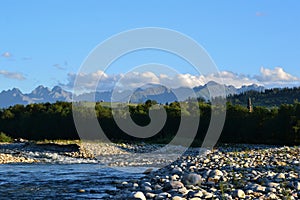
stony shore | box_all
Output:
[0,152,37,164]
[1,142,299,199]
[0,141,94,164]
[105,145,300,200]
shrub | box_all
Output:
[0,132,13,142]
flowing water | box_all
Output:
[0,163,144,199]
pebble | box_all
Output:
[107,144,300,200]
[164,181,184,190]
[132,191,146,200]
[182,173,202,186]
[233,189,245,199]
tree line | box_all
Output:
[0,100,299,145]
[227,86,300,108]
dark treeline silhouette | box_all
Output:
[0,100,299,145]
[227,86,300,107]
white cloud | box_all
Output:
[204,71,262,88]
[256,67,299,82]
[61,67,300,92]
[0,70,26,80]
[2,52,11,58]
[64,70,118,92]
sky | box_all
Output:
[1,1,300,93]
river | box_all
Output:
[0,163,144,199]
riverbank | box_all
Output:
[0,141,194,166]
[105,145,300,200]
[0,141,94,164]
[1,141,299,199]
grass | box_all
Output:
[0,132,13,143]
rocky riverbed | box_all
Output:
[1,142,299,199]
[0,141,189,166]
[105,145,300,200]
[0,141,94,164]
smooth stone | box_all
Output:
[233,189,246,199]
[245,190,253,195]
[193,191,203,197]
[142,182,151,187]
[255,185,266,193]
[142,186,152,191]
[154,184,163,190]
[172,174,180,181]
[274,173,285,180]
[210,169,223,177]
[157,192,171,199]
[132,191,146,200]
[172,196,183,200]
[266,192,278,199]
[177,187,188,195]
[266,187,276,193]
[182,173,202,186]
[204,192,213,199]
[172,167,183,175]
[267,182,280,188]
[145,192,156,198]
[164,181,184,190]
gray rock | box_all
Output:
[204,192,213,199]
[210,169,223,177]
[154,184,163,190]
[172,167,183,175]
[274,173,285,179]
[177,186,188,195]
[245,190,253,195]
[142,186,152,191]
[132,191,146,200]
[164,181,184,191]
[142,181,151,187]
[172,196,182,200]
[267,182,280,188]
[156,192,171,199]
[209,169,224,181]
[233,189,245,199]
[182,173,202,186]
[193,191,203,197]
[255,185,266,193]
[145,192,156,198]
[266,192,278,199]
[266,187,276,193]
[171,174,180,181]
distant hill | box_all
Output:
[0,82,265,108]
[227,87,300,107]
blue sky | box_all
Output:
[1,1,300,93]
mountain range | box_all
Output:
[0,81,265,108]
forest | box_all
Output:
[0,98,299,145]
[227,86,300,107]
